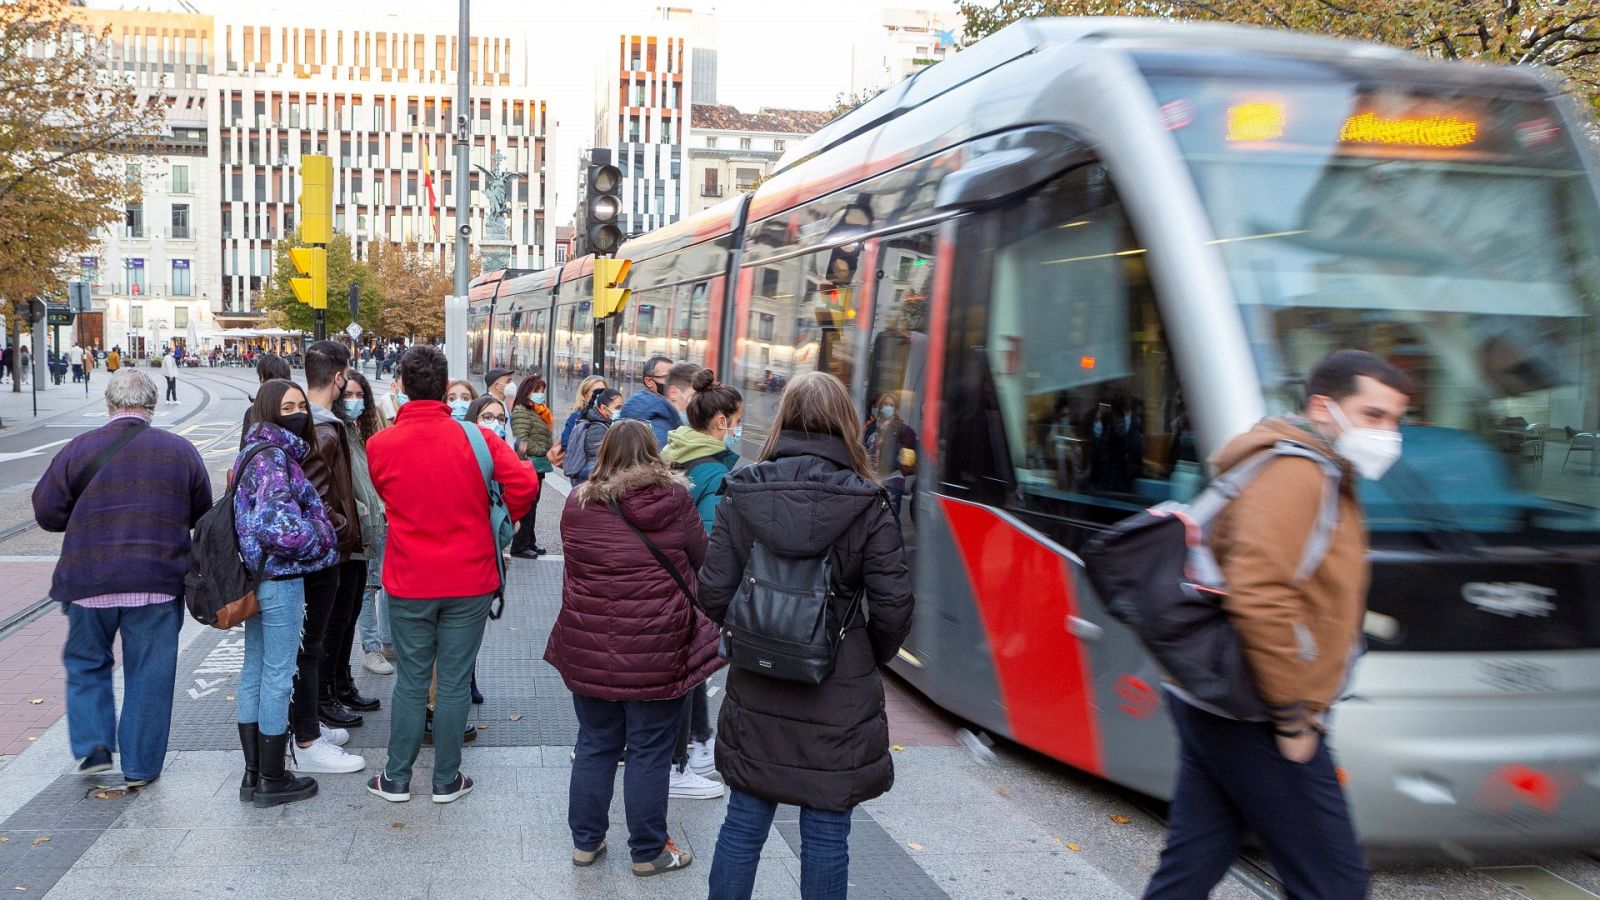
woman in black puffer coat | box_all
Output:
[698,371,914,900]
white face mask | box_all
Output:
[1325,398,1402,481]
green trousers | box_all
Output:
[385,593,491,787]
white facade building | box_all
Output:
[687,105,830,216]
[849,5,964,97]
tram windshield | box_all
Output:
[1147,72,1600,535]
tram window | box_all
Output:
[868,229,935,479]
[739,246,864,446]
[553,302,594,411]
[986,165,1186,511]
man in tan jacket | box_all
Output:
[1145,349,1411,900]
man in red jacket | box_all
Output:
[364,346,537,804]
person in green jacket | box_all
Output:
[508,373,554,558]
[660,367,743,790]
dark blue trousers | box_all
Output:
[1143,697,1369,900]
[568,692,686,863]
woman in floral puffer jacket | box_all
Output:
[232,379,340,809]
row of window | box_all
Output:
[702,137,783,153]
[122,203,192,241]
[225,92,538,134]
[100,260,195,297]
[127,305,193,330]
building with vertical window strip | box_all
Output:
[73,8,220,358]
[593,26,692,238]
[211,17,554,326]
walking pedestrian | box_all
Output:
[619,356,695,447]
[106,346,121,373]
[1141,350,1410,900]
[295,341,373,774]
[508,374,553,558]
[365,346,536,804]
[341,369,394,677]
[660,368,743,789]
[565,387,622,485]
[68,343,85,383]
[32,369,213,787]
[546,419,723,875]
[699,371,914,900]
[446,379,478,421]
[160,347,179,403]
[230,379,340,807]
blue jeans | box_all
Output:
[356,538,390,652]
[237,578,306,736]
[1142,697,1368,900]
[62,599,182,781]
[569,692,686,863]
[709,789,852,900]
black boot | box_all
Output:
[253,732,317,808]
[238,722,260,802]
[318,683,363,728]
[470,667,484,705]
[337,667,380,711]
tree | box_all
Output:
[828,87,888,120]
[0,0,162,389]
[260,231,383,338]
[955,1,1600,108]
[368,242,454,341]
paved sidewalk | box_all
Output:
[0,560,66,756]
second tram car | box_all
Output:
[469,18,1600,850]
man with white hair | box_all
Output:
[31,369,213,786]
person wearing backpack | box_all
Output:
[697,371,913,900]
[364,346,536,805]
[560,375,608,450]
[230,379,340,807]
[32,370,212,788]
[563,387,622,485]
[545,419,723,876]
[660,368,742,789]
[507,373,553,558]
[1142,350,1410,900]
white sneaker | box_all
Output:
[362,650,394,675]
[668,766,724,800]
[318,723,350,746]
[688,739,716,777]
[292,736,366,774]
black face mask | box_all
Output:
[280,413,310,435]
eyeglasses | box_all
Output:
[478,414,508,424]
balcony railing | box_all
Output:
[700,185,723,198]
[124,226,145,239]
[170,227,193,240]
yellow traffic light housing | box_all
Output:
[288,246,327,309]
[298,155,333,244]
[593,257,632,318]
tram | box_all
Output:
[469,18,1600,850]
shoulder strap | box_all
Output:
[1186,440,1342,585]
[456,420,507,617]
[455,419,494,487]
[68,422,151,513]
[229,442,289,499]
[610,501,695,600]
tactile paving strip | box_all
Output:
[0,774,142,894]
[777,809,952,900]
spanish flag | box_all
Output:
[422,139,440,240]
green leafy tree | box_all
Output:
[956,1,1600,108]
[261,231,383,337]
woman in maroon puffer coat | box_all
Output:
[544,419,722,878]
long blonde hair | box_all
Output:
[760,371,872,478]
[571,374,607,413]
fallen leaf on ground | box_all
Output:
[0,836,9,842]
[508,714,523,721]
[997,786,1011,797]
[906,842,923,851]
[1109,814,1131,825]
[390,823,406,829]
[475,724,489,731]
[25,699,42,705]
[1067,842,1082,852]
[890,745,906,752]
[25,737,35,742]
[225,696,234,701]
[30,837,49,846]
[93,790,128,800]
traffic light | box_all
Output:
[288,246,327,309]
[586,154,624,256]
[593,257,631,318]
[298,155,333,244]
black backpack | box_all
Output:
[184,443,282,630]
[716,489,886,685]
[1082,440,1341,720]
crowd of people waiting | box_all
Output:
[31,345,914,898]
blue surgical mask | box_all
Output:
[395,392,409,407]
[449,399,470,420]
[879,406,896,420]
[343,398,365,419]
[491,423,508,439]
[531,392,546,406]
[724,425,742,452]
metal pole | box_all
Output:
[453,0,471,299]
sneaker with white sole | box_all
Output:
[367,772,410,802]
[668,766,724,799]
[432,773,473,804]
[362,650,394,675]
[318,723,350,746]
[687,738,716,777]
[292,737,366,774]
[633,837,693,876]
